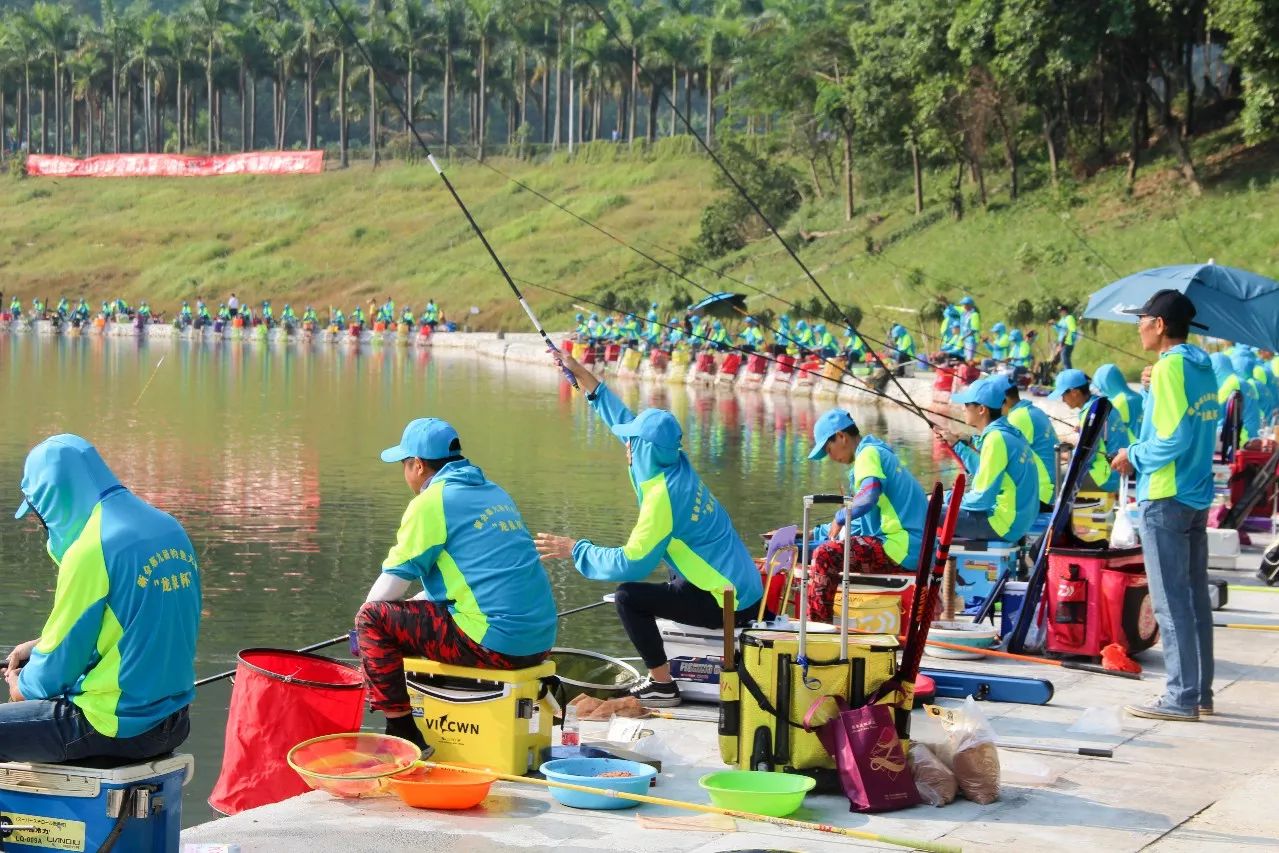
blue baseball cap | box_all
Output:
[951,376,1008,409]
[611,409,683,450]
[809,409,857,460]
[959,296,975,306]
[380,418,461,462]
[1047,369,1091,400]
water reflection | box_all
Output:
[0,334,953,824]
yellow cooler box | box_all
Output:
[405,658,556,775]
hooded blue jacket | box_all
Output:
[572,385,762,609]
[1005,399,1057,505]
[381,460,557,657]
[1212,352,1257,442]
[956,417,1041,542]
[1093,364,1144,446]
[17,435,201,739]
[1129,343,1219,508]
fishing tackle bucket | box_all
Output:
[208,649,366,815]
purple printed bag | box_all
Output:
[805,696,920,813]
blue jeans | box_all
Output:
[1061,344,1074,369]
[0,698,189,764]
[1139,498,1214,711]
[952,509,1002,542]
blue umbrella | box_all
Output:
[687,291,747,319]
[1084,263,1279,351]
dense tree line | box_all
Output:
[2,1,1278,214]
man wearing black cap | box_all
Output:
[1111,289,1218,722]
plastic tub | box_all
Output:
[388,763,496,810]
[698,770,815,817]
[538,758,657,810]
[924,621,999,660]
[287,733,421,799]
[1000,581,1029,638]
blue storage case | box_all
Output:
[0,754,193,853]
[950,541,1020,608]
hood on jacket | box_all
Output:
[992,322,1007,334]
[1093,363,1131,399]
[610,409,684,482]
[982,416,1025,447]
[1209,352,1234,387]
[428,459,486,489]
[1009,329,1024,342]
[1231,351,1257,380]
[16,435,123,562]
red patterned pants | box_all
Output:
[806,537,898,623]
[356,600,548,714]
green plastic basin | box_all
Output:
[698,770,815,817]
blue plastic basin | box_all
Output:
[538,758,657,810]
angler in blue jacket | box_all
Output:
[1111,290,1219,722]
[1093,363,1145,445]
[1049,369,1126,493]
[1211,352,1259,444]
[807,410,928,622]
[536,352,763,707]
[359,418,556,751]
[2,435,200,763]
[942,377,1041,542]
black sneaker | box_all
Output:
[385,715,436,759]
[629,678,682,707]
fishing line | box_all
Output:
[573,0,951,448]
[1044,204,1122,278]
[322,0,577,389]
[1169,205,1200,258]
[132,356,166,406]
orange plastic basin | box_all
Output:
[389,764,496,810]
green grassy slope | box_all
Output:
[4,128,1279,372]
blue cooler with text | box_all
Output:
[0,754,193,853]
[951,541,1020,609]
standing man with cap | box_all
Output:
[1049,369,1126,493]
[1111,289,1218,722]
[2,435,201,763]
[535,352,763,707]
[959,296,981,362]
[357,418,557,751]
[941,376,1040,542]
[807,410,928,622]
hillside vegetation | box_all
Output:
[5,123,1279,372]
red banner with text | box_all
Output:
[26,151,325,178]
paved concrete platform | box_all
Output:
[182,586,1279,853]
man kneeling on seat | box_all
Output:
[942,376,1040,542]
[806,410,928,622]
[357,419,557,753]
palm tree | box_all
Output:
[223,6,265,151]
[316,0,358,165]
[2,12,40,156]
[128,11,165,153]
[162,14,197,152]
[191,0,236,153]
[100,0,130,153]
[29,2,78,155]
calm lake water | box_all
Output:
[0,333,952,826]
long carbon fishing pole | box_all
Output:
[322,0,576,388]
[572,0,966,459]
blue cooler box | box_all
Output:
[0,754,193,853]
[951,542,1020,608]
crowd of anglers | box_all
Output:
[1,292,452,336]
[568,295,1086,375]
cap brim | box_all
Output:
[379,445,412,463]
[1046,388,1066,400]
[951,389,977,405]
[807,443,829,461]
[15,498,31,520]
[610,421,644,440]
[1190,320,1209,330]
[1117,307,1147,317]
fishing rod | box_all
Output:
[417,761,961,853]
[321,0,576,390]
[194,600,614,687]
[574,1,957,460]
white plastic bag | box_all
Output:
[1110,477,1139,548]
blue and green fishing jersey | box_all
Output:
[844,436,928,570]
[956,418,1040,541]
[1006,400,1057,505]
[891,328,915,358]
[985,332,1010,361]
[1055,314,1078,346]
[739,326,764,348]
[18,436,201,739]
[960,309,981,345]
[1129,344,1219,508]
[381,460,557,657]
[572,384,762,609]
[1093,364,1144,445]
[1075,395,1125,492]
[1212,353,1257,442]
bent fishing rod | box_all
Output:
[321,0,576,388]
